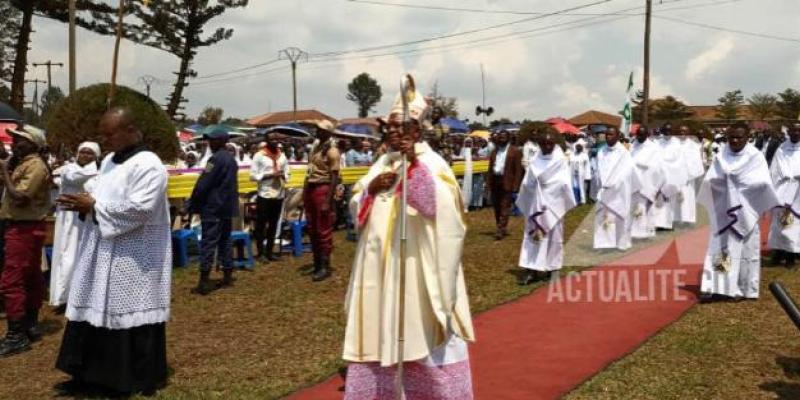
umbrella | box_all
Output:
[0,122,18,144]
[193,124,246,140]
[439,117,469,134]
[468,130,491,140]
[552,121,581,135]
[0,101,22,122]
[337,123,375,136]
[259,123,312,137]
[545,117,569,125]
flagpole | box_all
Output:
[642,0,652,129]
[108,0,126,108]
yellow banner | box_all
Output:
[167,160,489,198]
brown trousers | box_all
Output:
[490,178,513,233]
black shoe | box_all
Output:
[24,309,42,342]
[266,254,281,262]
[312,257,332,282]
[219,270,235,288]
[54,379,89,396]
[786,253,797,268]
[517,271,537,286]
[0,320,32,358]
[191,271,215,295]
[494,231,503,241]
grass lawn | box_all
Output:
[0,206,589,399]
[3,204,798,399]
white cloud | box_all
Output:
[685,37,735,81]
[553,82,613,115]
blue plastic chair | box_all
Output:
[171,229,199,268]
[231,231,255,270]
[280,220,311,257]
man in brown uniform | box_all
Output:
[303,121,340,282]
[0,125,50,357]
[488,130,523,240]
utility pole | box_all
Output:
[138,75,158,98]
[68,0,77,94]
[25,79,45,115]
[278,47,308,122]
[32,61,64,93]
[642,0,652,129]
[109,0,127,107]
[475,63,494,127]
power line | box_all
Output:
[654,15,800,44]
[311,0,615,58]
[195,58,282,80]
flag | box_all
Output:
[621,72,634,137]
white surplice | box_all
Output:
[457,147,473,213]
[652,136,687,229]
[594,142,640,250]
[630,138,664,239]
[50,162,99,306]
[66,150,172,329]
[516,147,576,271]
[699,144,779,299]
[768,139,800,253]
[673,137,705,224]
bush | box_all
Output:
[45,84,178,162]
[518,120,563,146]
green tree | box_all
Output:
[0,2,20,96]
[715,89,744,121]
[46,83,178,162]
[427,82,458,118]
[650,96,692,122]
[747,93,777,122]
[198,106,224,125]
[125,0,249,119]
[467,121,486,131]
[7,1,123,112]
[39,86,65,125]
[346,73,382,118]
[776,88,800,121]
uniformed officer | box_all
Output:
[185,127,239,295]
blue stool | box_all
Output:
[171,229,199,268]
[281,220,312,257]
[231,231,255,270]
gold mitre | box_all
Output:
[385,74,428,121]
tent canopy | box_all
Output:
[247,109,337,127]
[440,117,469,133]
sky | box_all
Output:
[22,0,800,123]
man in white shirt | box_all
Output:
[593,127,640,250]
[250,133,290,261]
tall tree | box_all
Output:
[748,93,777,122]
[715,89,744,121]
[650,95,692,122]
[346,73,381,118]
[125,0,249,119]
[7,1,121,112]
[39,86,65,125]
[776,88,800,121]
[197,106,223,125]
[427,82,459,117]
[0,2,20,96]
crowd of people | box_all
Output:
[0,78,797,398]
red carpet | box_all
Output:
[287,227,709,400]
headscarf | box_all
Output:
[78,141,101,158]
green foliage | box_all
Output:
[518,120,562,146]
[346,73,382,118]
[427,82,458,118]
[650,96,692,123]
[748,93,777,121]
[39,86,64,126]
[125,0,249,117]
[198,106,224,125]
[0,2,20,84]
[715,89,744,121]
[776,88,800,121]
[45,84,178,161]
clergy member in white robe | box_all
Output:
[516,132,576,285]
[630,127,664,239]
[594,127,640,251]
[673,125,705,225]
[699,124,779,301]
[454,138,473,213]
[767,125,800,267]
[569,144,590,204]
[56,108,171,395]
[342,75,475,400]
[652,127,687,230]
[49,142,100,308]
